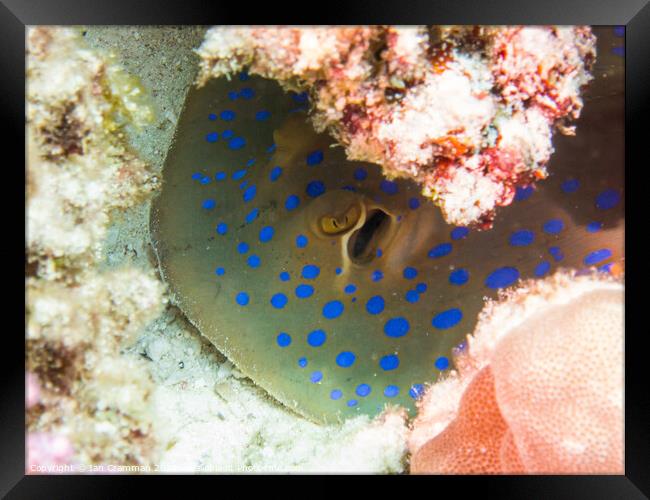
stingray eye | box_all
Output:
[320,204,360,235]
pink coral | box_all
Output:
[26,372,41,409]
[409,272,624,474]
[27,432,76,473]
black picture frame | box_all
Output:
[8,1,647,496]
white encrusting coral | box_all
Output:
[196,26,595,227]
[27,28,159,279]
[26,27,167,470]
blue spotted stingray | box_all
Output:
[150,30,624,424]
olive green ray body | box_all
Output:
[150,29,623,424]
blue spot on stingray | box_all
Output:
[307,150,324,166]
[584,249,612,266]
[380,354,399,371]
[208,113,217,121]
[405,290,419,303]
[485,267,519,289]
[228,137,246,150]
[409,384,425,399]
[296,234,308,248]
[323,301,344,319]
[451,227,469,240]
[215,171,226,181]
[535,261,551,277]
[380,180,399,195]
[330,389,343,400]
[599,263,614,274]
[384,317,410,338]
[335,267,342,275]
[416,283,428,293]
[376,249,383,258]
[356,384,371,397]
[270,166,283,182]
[215,267,225,276]
[222,129,234,139]
[435,357,449,370]
[596,189,620,210]
[243,185,257,202]
[276,332,291,347]
[259,226,275,243]
[255,110,271,121]
[246,158,255,167]
[614,26,625,37]
[347,399,358,407]
[428,243,452,258]
[239,181,248,190]
[306,180,326,198]
[200,175,211,185]
[279,272,290,281]
[354,168,368,181]
[587,221,603,233]
[366,296,385,315]
[216,223,228,235]
[408,197,420,210]
[191,172,202,180]
[543,219,564,234]
[372,270,384,282]
[220,110,235,121]
[298,357,307,368]
[237,242,249,254]
[202,199,216,210]
[344,284,357,294]
[384,386,399,398]
[510,230,534,246]
[239,71,249,81]
[292,91,309,103]
[307,329,326,347]
[336,351,356,367]
[205,132,218,142]
[285,194,300,211]
[403,267,418,280]
[449,268,469,285]
[432,308,463,329]
[239,87,255,99]
[310,371,323,383]
[267,143,276,153]
[549,246,564,262]
[245,208,259,224]
[227,91,238,101]
[296,284,314,298]
[612,46,625,57]
[515,185,534,201]
[271,293,288,309]
[247,255,261,268]
[232,168,247,180]
[561,179,579,193]
[236,292,249,306]
[301,265,320,279]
